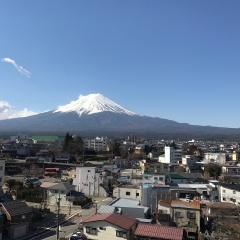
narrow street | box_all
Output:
[40,197,113,240]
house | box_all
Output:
[110,198,150,220]
[171,200,201,238]
[141,183,171,214]
[134,223,186,240]
[1,200,31,239]
[165,174,188,184]
[113,185,141,200]
[157,200,171,225]
[40,181,75,207]
[143,162,169,174]
[219,183,240,205]
[82,213,138,240]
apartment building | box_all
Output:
[83,137,108,151]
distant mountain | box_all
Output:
[0,93,240,137]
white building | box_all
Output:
[112,185,141,200]
[219,183,240,205]
[83,137,109,151]
[72,167,107,197]
[160,146,182,164]
[203,153,226,164]
[73,167,96,196]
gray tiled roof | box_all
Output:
[1,200,31,216]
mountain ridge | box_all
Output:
[0,93,240,137]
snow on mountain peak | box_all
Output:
[54,93,139,116]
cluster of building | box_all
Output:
[1,134,240,239]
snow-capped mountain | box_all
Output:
[0,93,240,137]
[54,93,139,116]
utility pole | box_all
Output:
[56,191,61,240]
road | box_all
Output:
[40,197,113,240]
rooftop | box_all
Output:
[171,200,200,209]
[83,213,138,230]
[134,223,184,240]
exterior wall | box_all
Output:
[9,222,30,239]
[164,147,182,164]
[182,155,198,166]
[0,160,5,194]
[203,153,226,164]
[171,207,200,231]
[113,187,141,200]
[84,137,108,151]
[144,163,169,173]
[142,173,165,185]
[83,220,137,240]
[219,186,240,205]
[141,185,170,213]
[47,188,74,207]
[73,167,97,196]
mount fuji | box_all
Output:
[0,93,240,137]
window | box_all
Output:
[136,192,139,197]
[233,191,236,194]
[22,214,26,219]
[223,190,226,193]
[126,192,130,196]
[175,212,182,218]
[116,231,127,238]
[187,211,196,219]
[86,227,97,235]
[0,177,2,182]
[159,177,164,181]
[223,197,226,201]
[99,227,106,230]
[0,166,3,171]
[88,170,91,172]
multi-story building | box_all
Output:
[171,200,201,238]
[203,152,226,164]
[160,146,182,164]
[83,137,108,151]
[73,167,97,196]
[219,183,240,205]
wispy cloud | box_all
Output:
[1,57,31,78]
[0,101,37,120]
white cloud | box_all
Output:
[1,57,31,78]
[0,101,37,120]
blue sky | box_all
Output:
[0,1,240,128]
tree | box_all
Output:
[63,132,73,151]
[67,136,84,156]
[205,163,222,179]
[109,139,120,157]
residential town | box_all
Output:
[0,133,240,240]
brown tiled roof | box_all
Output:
[159,200,171,207]
[1,200,31,216]
[171,200,200,209]
[135,223,183,240]
[83,213,138,230]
